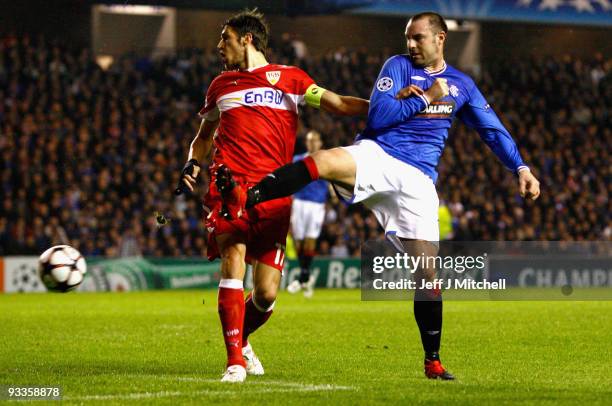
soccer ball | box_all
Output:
[38,245,87,292]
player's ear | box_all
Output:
[242,32,253,46]
[437,30,446,45]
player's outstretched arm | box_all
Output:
[319,90,369,116]
[175,118,219,195]
[457,84,540,201]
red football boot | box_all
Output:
[215,165,247,220]
[424,359,455,380]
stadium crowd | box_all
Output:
[0,35,610,257]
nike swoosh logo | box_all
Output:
[411,76,426,81]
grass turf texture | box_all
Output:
[1,290,611,405]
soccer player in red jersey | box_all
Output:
[177,9,370,382]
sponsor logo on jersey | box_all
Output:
[411,75,426,81]
[376,77,394,92]
[417,101,455,118]
[266,70,281,85]
[244,89,285,105]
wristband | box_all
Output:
[183,159,200,174]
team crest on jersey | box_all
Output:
[449,84,459,97]
[266,71,281,85]
[376,77,394,92]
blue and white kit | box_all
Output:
[338,55,528,241]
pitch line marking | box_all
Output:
[65,384,354,401]
[131,374,354,391]
[166,376,354,390]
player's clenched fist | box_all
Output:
[395,84,425,100]
[175,159,201,195]
[424,78,449,103]
[518,168,540,200]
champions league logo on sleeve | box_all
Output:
[376,77,394,92]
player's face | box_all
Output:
[405,18,445,68]
[306,132,322,153]
[217,26,246,69]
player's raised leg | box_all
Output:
[242,261,280,375]
[216,233,248,383]
[246,147,356,208]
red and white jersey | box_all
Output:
[200,64,315,182]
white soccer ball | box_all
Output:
[38,245,87,292]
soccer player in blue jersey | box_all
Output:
[225,11,541,379]
[287,130,329,298]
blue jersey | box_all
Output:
[293,153,329,203]
[357,55,527,183]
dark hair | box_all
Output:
[409,12,448,34]
[224,8,269,53]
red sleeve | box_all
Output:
[198,76,220,118]
[293,67,316,96]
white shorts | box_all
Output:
[291,198,326,240]
[337,139,439,241]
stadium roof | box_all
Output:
[344,0,612,27]
[87,0,612,25]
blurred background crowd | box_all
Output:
[1,35,610,257]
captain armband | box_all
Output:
[304,84,327,109]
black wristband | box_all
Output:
[175,159,201,195]
[183,159,200,173]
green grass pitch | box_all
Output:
[1,290,611,405]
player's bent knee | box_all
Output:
[310,150,334,177]
[253,288,277,310]
[312,148,355,184]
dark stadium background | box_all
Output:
[1,1,609,260]
[0,1,610,259]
